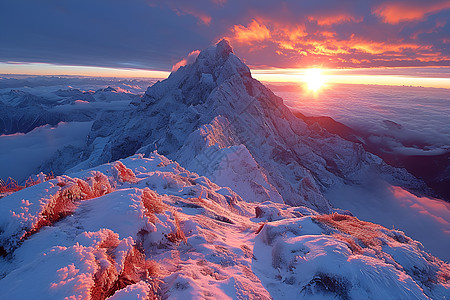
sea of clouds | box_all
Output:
[269,83,450,156]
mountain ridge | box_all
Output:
[51,39,426,213]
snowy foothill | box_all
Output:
[0,153,448,299]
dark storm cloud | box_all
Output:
[0,0,449,70]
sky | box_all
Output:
[0,0,450,81]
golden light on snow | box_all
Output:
[304,68,326,92]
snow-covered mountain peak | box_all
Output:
[96,86,117,93]
[2,89,47,107]
[216,39,233,58]
[142,39,251,108]
[194,38,251,82]
[48,41,427,215]
[7,89,27,97]
[196,39,233,67]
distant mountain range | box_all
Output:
[0,87,138,135]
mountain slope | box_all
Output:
[53,40,425,214]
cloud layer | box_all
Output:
[0,0,449,71]
[271,82,450,156]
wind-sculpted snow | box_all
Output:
[0,153,448,299]
[52,40,427,215]
[253,214,450,299]
[0,228,159,299]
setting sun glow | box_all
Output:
[304,68,326,92]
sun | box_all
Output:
[304,68,326,92]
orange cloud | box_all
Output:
[171,50,200,71]
[374,1,450,24]
[231,19,271,43]
[171,60,188,72]
[229,20,310,55]
[279,25,307,42]
[196,13,212,25]
[349,40,423,55]
[225,17,448,68]
[275,26,308,52]
[179,7,212,25]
